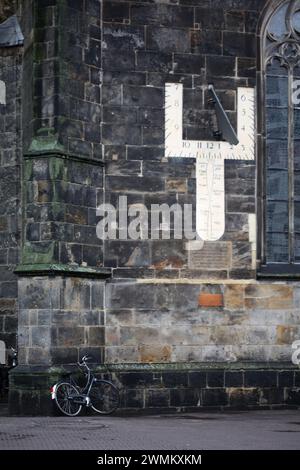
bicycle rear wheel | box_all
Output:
[54,382,82,417]
[90,380,120,415]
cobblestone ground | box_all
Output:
[0,411,300,450]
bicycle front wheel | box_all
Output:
[90,380,120,415]
[54,382,82,417]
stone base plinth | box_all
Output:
[9,363,300,416]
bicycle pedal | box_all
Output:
[72,396,86,405]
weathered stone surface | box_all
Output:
[124,389,144,409]
[191,29,222,55]
[0,42,21,352]
[223,32,256,57]
[225,372,244,388]
[188,371,206,388]
[31,326,51,349]
[166,177,188,193]
[138,344,172,363]
[228,388,259,407]
[202,388,228,406]
[278,371,294,387]
[62,278,91,311]
[146,389,170,408]
[88,326,105,347]
[287,389,300,405]
[276,325,300,345]
[17,276,105,367]
[244,371,277,388]
[224,285,245,310]
[207,56,236,78]
[4,0,300,417]
[105,346,139,363]
[245,285,294,310]
[136,51,173,73]
[232,242,252,269]
[147,27,190,53]
[151,241,188,271]
[131,4,194,28]
[19,278,60,310]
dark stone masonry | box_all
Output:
[1,0,300,414]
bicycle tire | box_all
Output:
[89,380,120,415]
[54,382,82,417]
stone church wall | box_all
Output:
[2,0,300,414]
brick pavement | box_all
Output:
[0,410,300,450]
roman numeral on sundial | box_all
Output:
[165,83,255,241]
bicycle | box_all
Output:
[51,355,120,417]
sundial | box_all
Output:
[165,83,255,241]
[0,80,5,105]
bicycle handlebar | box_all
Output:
[77,355,92,367]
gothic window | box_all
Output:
[260,0,300,275]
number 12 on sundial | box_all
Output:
[164,83,255,242]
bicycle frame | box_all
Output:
[72,362,96,396]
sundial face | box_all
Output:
[0,80,6,105]
[165,83,255,241]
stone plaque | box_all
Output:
[188,242,230,270]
